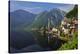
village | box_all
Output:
[38,17,78,42]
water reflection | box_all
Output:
[10,30,65,53]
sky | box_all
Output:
[9,1,75,14]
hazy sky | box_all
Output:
[10,1,75,14]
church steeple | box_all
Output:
[48,17,53,30]
[48,18,50,29]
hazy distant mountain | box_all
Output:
[27,8,66,29]
[10,10,36,30]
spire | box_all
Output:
[48,18,50,29]
[48,17,51,28]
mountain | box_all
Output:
[66,5,78,18]
[10,10,36,31]
[26,8,66,29]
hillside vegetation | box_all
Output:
[66,5,78,18]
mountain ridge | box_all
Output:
[25,8,66,30]
[10,9,37,31]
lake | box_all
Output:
[9,30,65,53]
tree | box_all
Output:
[66,5,78,18]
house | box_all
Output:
[60,17,71,37]
[52,28,58,32]
[61,17,68,27]
[69,18,78,35]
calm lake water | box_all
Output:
[9,31,65,53]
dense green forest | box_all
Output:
[66,5,78,18]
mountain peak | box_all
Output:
[10,9,37,30]
[27,8,65,29]
[11,9,34,14]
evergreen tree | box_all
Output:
[66,5,78,18]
